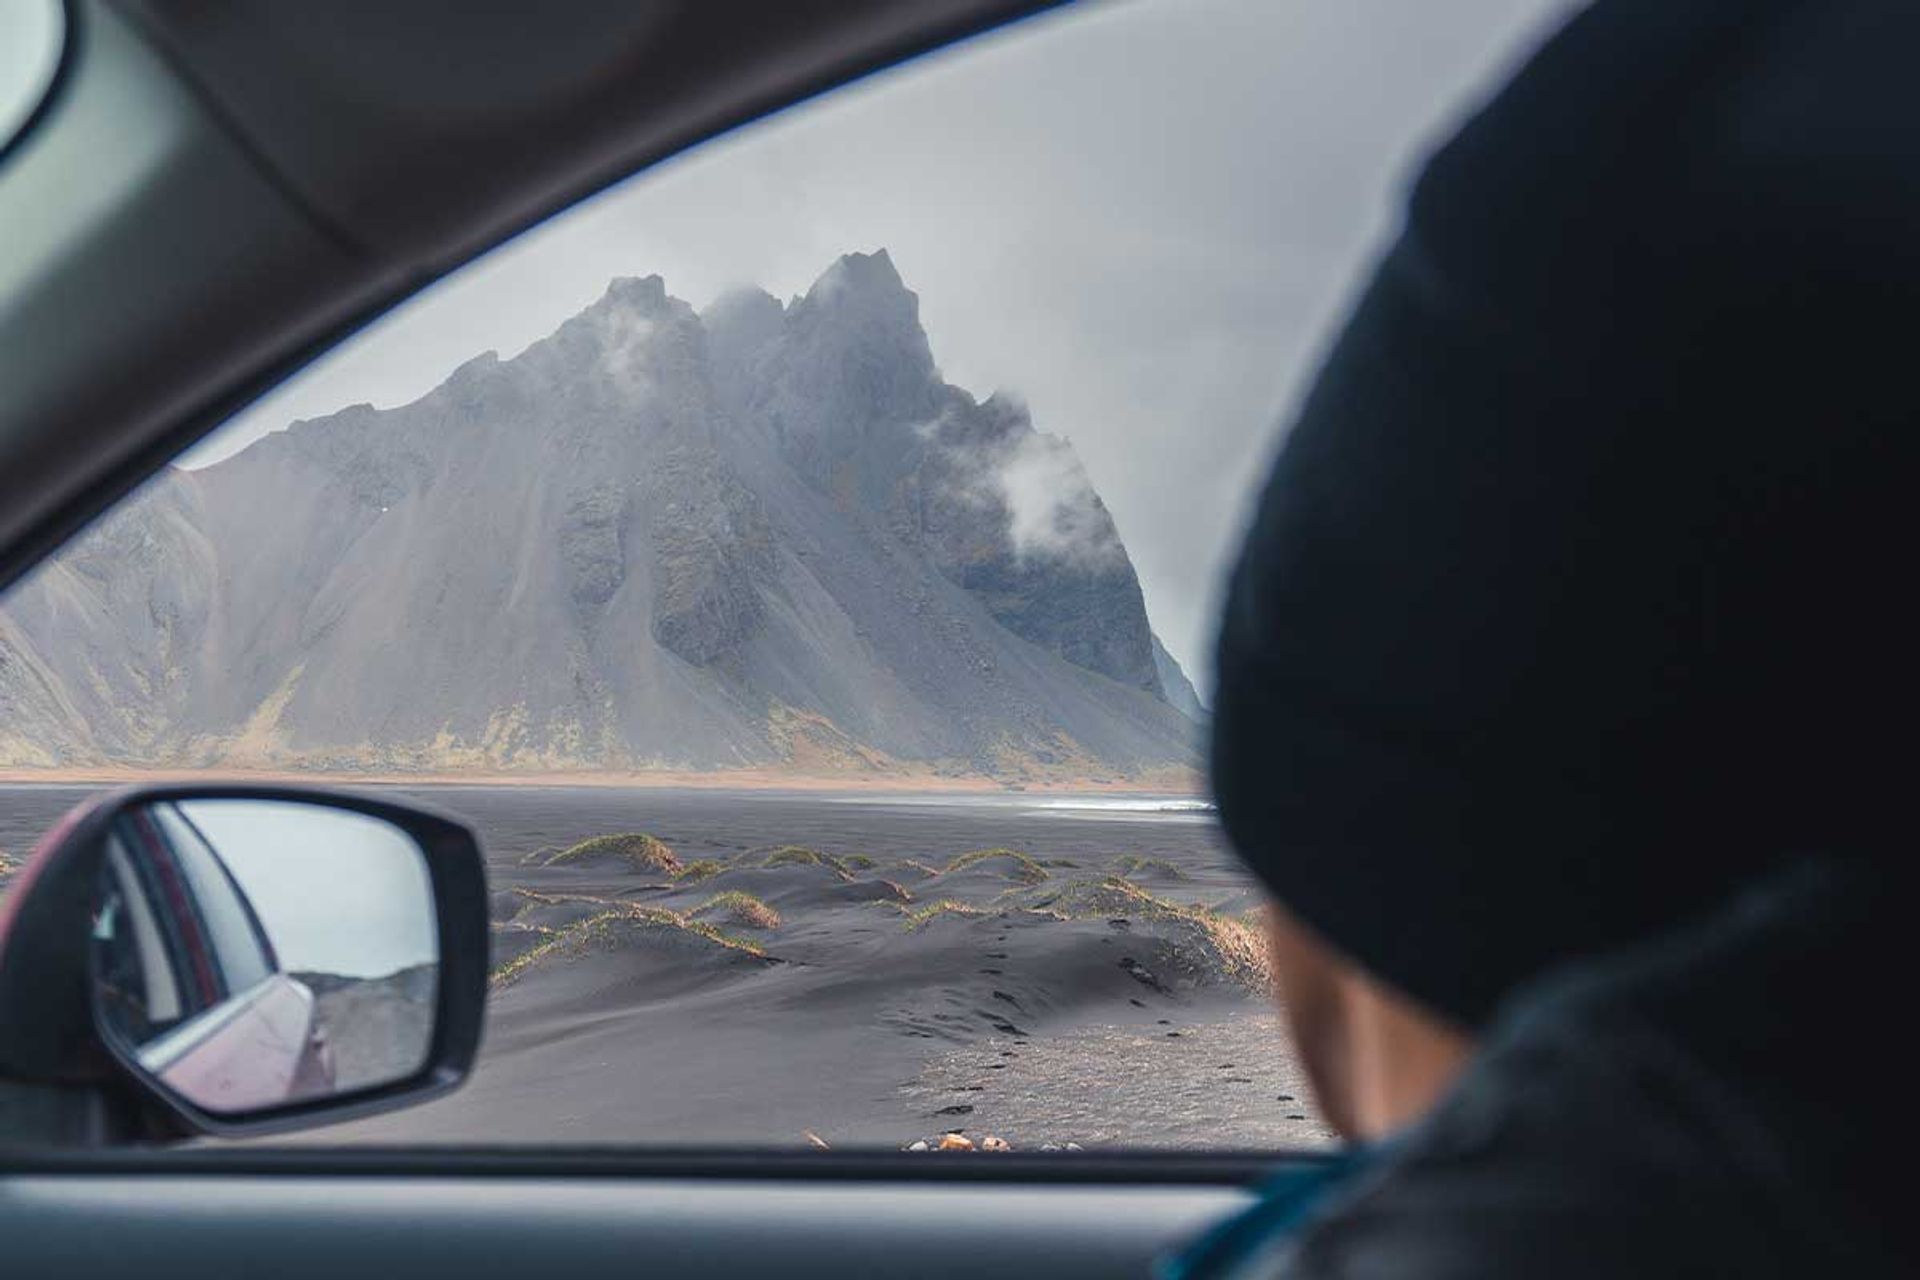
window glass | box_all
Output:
[150,805,277,996]
[94,834,188,1040]
[0,0,63,155]
[0,0,1570,1149]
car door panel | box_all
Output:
[0,1175,1245,1278]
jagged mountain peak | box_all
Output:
[797,251,917,330]
[551,273,698,353]
[789,250,931,364]
[810,247,905,295]
[0,250,1197,779]
[599,273,673,309]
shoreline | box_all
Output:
[0,765,1205,796]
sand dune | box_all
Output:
[0,783,1331,1149]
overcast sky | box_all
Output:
[181,800,437,980]
[189,0,1578,687]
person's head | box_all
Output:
[1209,50,1910,1128]
[1262,903,1471,1140]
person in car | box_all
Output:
[1179,2,1911,1276]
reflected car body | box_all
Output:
[139,969,333,1112]
[93,803,335,1112]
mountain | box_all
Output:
[1151,635,1207,724]
[0,251,1199,780]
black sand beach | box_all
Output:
[0,784,1332,1150]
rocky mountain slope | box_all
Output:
[0,251,1200,779]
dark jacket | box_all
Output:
[1178,860,1910,1276]
[1205,0,1915,1272]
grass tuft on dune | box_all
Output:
[490,903,767,988]
[694,889,782,929]
[545,832,682,876]
[1038,877,1270,993]
[1111,854,1190,881]
[900,899,987,929]
[941,847,1050,885]
[511,887,600,905]
[761,846,860,880]
[1039,875,1176,918]
[674,858,725,883]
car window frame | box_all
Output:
[0,0,1330,1181]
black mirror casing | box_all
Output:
[0,783,488,1142]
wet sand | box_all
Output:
[0,784,1332,1150]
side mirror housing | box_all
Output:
[0,784,488,1143]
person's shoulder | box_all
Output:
[1275,1023,1768,1278]
[1277,863,1909,1279]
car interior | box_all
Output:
[10,0,1912,1271]
[0,1,1305,1274]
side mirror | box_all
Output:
[0,785,488,1143]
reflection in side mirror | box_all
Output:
[89,799,440,1118]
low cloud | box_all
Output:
[993,430,1125,568]
[931,406,1126,570]
[594,306,659,399]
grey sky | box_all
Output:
[187,0,1577,686]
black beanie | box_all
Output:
[1210,0,1912,1028]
